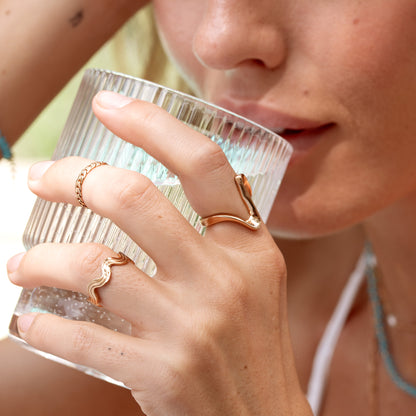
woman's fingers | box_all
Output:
[28,157,204,275]
[92,92,260,237]
[16,312,159,390]
[8,243,172,330]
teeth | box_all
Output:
[271,127,285,134]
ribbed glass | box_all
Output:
[9,69,292,386]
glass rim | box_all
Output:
[87,68,293,154]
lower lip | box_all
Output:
[279,124,334,163]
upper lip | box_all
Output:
[215,99,331,134]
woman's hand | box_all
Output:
[7,92,312,416]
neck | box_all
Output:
[274,226,366,390]
[276,226,366,323]
[364,192,416,384]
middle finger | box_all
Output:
[28,156,205,276]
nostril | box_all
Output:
[252,59,267,67]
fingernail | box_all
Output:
[7,252,25,275]
[95,91,134,109]
[29,161,54,182]
[18,313,37,335]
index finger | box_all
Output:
[91,92,271,248]
[92,91,245,220]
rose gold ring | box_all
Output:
[75,161,108,208]
[87,252,133,307]
[200,174,262,231]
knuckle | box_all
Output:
[114,173,156,212]
[178,312,222,368]
[211,261,253,315]
[226,277,252,312]
[188,140,229,177]
[77,244,107,279]
[23,315,50,347]
[159,358,187,400]
[158,336,212,400]
[214,277,252,323]
[140,102,166,131]
[261,245,287,284]
[70,323,95,359]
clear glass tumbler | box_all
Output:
[9,69,292,386]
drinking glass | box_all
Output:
[9,68,292,386]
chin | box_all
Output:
[265,193,366,241]
[266,222,344,241]
[265,219,339,240]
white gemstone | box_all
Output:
[387,314,398,327]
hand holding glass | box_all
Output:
[9,69,292,386]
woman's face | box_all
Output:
[152,0,416,238]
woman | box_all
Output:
[4,1,416,415]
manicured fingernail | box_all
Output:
[95,91,134,109]
[7,252,25,275]
[29,161,55,182]
[18,313,37,335]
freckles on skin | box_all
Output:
[153,0,416,237]
[332,8,416,154]
[340,7,414,85]
[69,9,84,28]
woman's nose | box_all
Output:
[192,1,286,71]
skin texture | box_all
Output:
[1,227,369,416]
[150,7,416,412]
[153,0,416,238]
[0,0,147,144]
[7,96,311,415]
[3,0,416,415]
[1,227,367,416]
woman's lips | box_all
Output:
[272,123,335,154]
[215,99,334,162]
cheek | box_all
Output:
[153,1,206,93]
[270,5,416,238]
[326,5,416,124]
[303,2,416,122]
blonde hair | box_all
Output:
[113,5,193,94]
